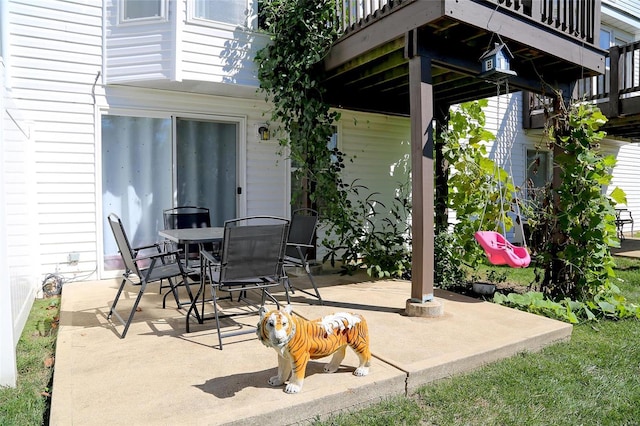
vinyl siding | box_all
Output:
[340,110,411,212]
[1,55,38,386]
[105,0,268,89]
[180,19,268,87]
[8,0,103,278]
[104,0,174,82]
[604,140,640,218]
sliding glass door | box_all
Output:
[102,114,239,272]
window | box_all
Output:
[525,149,551,211]
[101,114,240,273]
[193,0,249,26]
[290,126,338,212]
[120,0,164,23]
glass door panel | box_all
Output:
[176,118,237,226]
[101,115,172,271]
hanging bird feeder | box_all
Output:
[479,41,517,80]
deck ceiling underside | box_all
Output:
[324,15,602,116]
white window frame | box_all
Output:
[187,0,257,31]
[119,0,168,25]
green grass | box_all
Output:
[0,297,59,426]
[314,257,640,426]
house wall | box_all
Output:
[178,1,268,86]
[105,0,269,88]
[1,59,38,387]
[602,140,640,219]
[8,0,104,279]
[104,0,175,82]
[100,85,289,219]
[5,0,418,283]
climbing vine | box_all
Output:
[255,0,342,212]
[533,100,625,300]
[256,0,412,278]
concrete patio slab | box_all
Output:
[50,272,572,425]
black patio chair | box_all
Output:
[283,208,322,303]
[107,213,188,338]
[163,206,216,262]
[161,206,218,306]
[187,215,290,349]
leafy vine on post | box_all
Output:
[539,98,624,300]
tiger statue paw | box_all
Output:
[268,375,285,386]
[257,305,371,394]
[284,383,302,394]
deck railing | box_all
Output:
[527,40,640,120]
[573,42,638,102]
[336,0,599,45]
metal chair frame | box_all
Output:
[283,208,322,303]
[161,206,216,307]
[107,213,189,338]
[187,216,290,349]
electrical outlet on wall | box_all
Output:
[68,252,80,265]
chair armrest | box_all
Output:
[286,243,313,248]
[201,250,221,265]
[135,249,182,263]
[132,243,162,257]
[132,243,161,251]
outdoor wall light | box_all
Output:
[257,124,271,140]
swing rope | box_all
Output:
[477,77,528,248]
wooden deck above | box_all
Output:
[323,0,606,115]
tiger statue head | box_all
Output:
[257,304,296,350]
[257,305,371,394]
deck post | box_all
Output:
[405,30,442,316]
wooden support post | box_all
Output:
[406,30,435,305]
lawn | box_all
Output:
[0,297,59,425]
[313,257,640,426]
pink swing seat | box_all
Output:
[474,231,531,268]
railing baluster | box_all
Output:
[568,0,574,34]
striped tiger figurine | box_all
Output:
[257,305,371,394]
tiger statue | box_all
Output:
[257,305,371,394]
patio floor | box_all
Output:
[49,271,572,425]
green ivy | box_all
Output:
[534,101,625,300]
[256,0,412,279]
[256,0,342,212]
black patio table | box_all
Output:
[159,227,224,330]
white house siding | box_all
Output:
[179,10,269,86]
[105,0,175,82]
[8,0,103,280]
[1,61,37,386]
[339,110,411,211]
[603,140,640,219]
[602,0,640,37]
[105,0,269,88]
